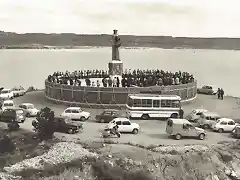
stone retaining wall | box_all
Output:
[45,80,197,109]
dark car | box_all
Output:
[95,109,126,123]
[0,108,26,123]
[54,117,83,134]
[231,125,240,139]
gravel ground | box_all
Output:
[3,142,97,173]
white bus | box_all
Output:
[126,94,181,120]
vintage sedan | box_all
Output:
[95,109,125,123]
[54,117,83,134]
[0,108,26,123]
[197,85,218,95]
[105,117,140,134]
[19,103,39,117]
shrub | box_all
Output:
[34,107,56,141]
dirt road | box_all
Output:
[5,91,239,146]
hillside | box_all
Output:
[1,31,240,50]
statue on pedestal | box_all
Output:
[109,29,123,79]
[112,29,121,61]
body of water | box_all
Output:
[0,47,238,97]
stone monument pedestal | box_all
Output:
[108,60,123,80]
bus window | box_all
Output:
[142,99,152,107]
[161,100,172,107]
[127,97,133,107]
[172,100,180,108]
[166,100,171,107]
[133,99,141,107]
[153,100,160,108]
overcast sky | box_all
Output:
[0,0,239,37]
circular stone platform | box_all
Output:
[45,80,197,109]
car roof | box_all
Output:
[3,100,14,103]
[66,107,81,110]
[218,118,234,122]
[202,112,220,117]
[113,117,129,121]
[193,108,208,112]
[103,109,118,112]
[21,103,33,106]
[2,88,11,91]
[168,118,191,124]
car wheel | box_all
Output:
[26,113,30,117]
[218,128,224,133]
[203,124,209,129]
[80,116,86,121]
[170,113,178,118]
[175,134,182,140]
[67,129,74,134]
[132,128,139,134]
[199,133,205,140]
[141,114,149,120]
[100,119,105,123]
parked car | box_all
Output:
[96,109,125,123]
[11,86,26,97]
[0,108,26,123]
[231,125,240,139]
[105,117,140,134]
[0,100,15,111]
[61,107,90,121]
[19,103,39,117]
[166,118,206,140]
[54,116,83,134]
[212,118,237,133]
[0,89,14,99]
[197,112,221,129]
[197,85,218,95]
[186,108,208,122]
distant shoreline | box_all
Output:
[1,30,240,50]
[0,45,239,51]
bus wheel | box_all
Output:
[170,113,178,118]
[141,114,149,120]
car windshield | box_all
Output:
[64,118,72,123]
[4,103,13,107]
[16,110,24,114]
[1,90,9,94]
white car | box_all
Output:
[197,85,218,95]
[1,100,15,111]
[19,103,39,117]
[11,86,26,97]
[105,117,140,134]
[0,89,14,99]
[186,108,208,122]
[212,118,237,133]
[61,107,90,121]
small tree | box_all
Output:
[35,107,55,140]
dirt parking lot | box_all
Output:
[4,91,239,146]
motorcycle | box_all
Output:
[32,120,39,132]
[7,121,20,132]
[101,128,121,138]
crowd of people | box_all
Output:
[47,69,195,87]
